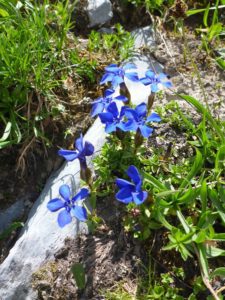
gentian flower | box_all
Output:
[100,63,139,89]
[116,165,148,205]
[98,102,129,134]
[47,185,89,227]
[123,102,161,138]
[91,89,128,117]
[58,134,94,169]
[140,70,172,93]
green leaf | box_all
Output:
[0,222,24,240]
[179,149,203,189]
[216,57,225,70]
[200,179,207,212]
[0,8,9,17]
[212,233,225,241]
[143,172,167,191]
[208,23,222,42]
[206,246,225,258]
[0,121,12,142]
[215,144,225,172]
[197,244,209,277]
[203,3,210,27]
[177,210,191,234]
[179,94,225,142]
[71,263,86,289]
[211,267,225,278]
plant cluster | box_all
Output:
[47,59,225,299]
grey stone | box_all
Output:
[87,0,113,28]
[0,27,161,300]
[0,200,25,234]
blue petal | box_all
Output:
[105,64,119,72]
[124,108,138,121]
[158,73,168,80]
[119,120,137,132]
[125,72,139,82]
[147,112,161,122]
[162,81,172,88]
[112,76,124,88]
[127,165,142,186]
[146,70,155,79]
[47,198,64,212]
[140,77,152,86]
[57,209,72,227]
[135,103,147,118]
[105,122,117,133]
[92,97,103,104]
[72,188,89,202]
[91,103,104,117]
[123,63,137,70]
[75,134,83,152]
[116,178,134,189]
[107,102,119,119]
[71,206,87,222]
[114,95,128,102]
[58,149,79,161]
[84,141,94,156]
[105,89,115,97]
[99,112,114,124]
[100,73,114,85]
[116,187,133,204]
[132,191,148,205]
[59,185,71,201]
[151,83,159,93]
[139,124,153,138]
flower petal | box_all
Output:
[162,81,172,88]
[125,72,139,82]
[105,64,119,72]
[116,187,133,204]
[151,83,159,93]
[75,134,83,152]
[104,89,115,97]
[72,188,89,202]
[147,112,161,122]
[124,108,138,121]
[59,185,71,201]
[114,95,128,102]
[105,122,117,133]
[146,70,155,79]
[58,209,72,227]
[100,73,114,85]
[135,103,147,118]
[123,63,137,70]
[71,206,87,222]
[112,76,124,88]
[140,77,152,86]
[84,141,94,156]
[107,102,119,119]
[139,124,153,138]
[47,198,64,212]
[99,112,114,124]
[116,178,134,189]
[127,165,142,186]
[91,102,104,117]
[132,191,148,205]
[58,149,79,161]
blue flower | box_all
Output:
[58,134,94,168]
[98,102,129,134]
[47,185,89,227]
[100,63,139,89]
[91,89,128,117]
[140,70,172,93]
[116,165,148,205]
[123,102,161,138]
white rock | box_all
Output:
[87,0,113,28]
